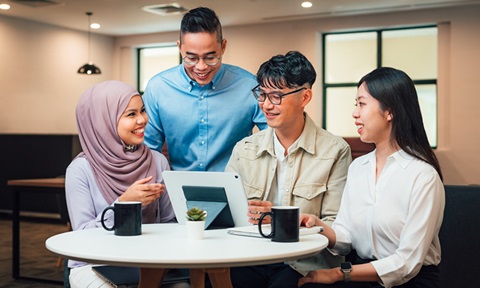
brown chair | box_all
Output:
[343,137,375,160]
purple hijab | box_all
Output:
[75,80,158,223]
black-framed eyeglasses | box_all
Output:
[251,85,306,105]
[182,55,221,66]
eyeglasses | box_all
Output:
[251,85,306,105]
[182,55,221,66]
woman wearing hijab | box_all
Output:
[298,67,444,288]
[65,80,177,287]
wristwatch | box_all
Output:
[340,262,352,282]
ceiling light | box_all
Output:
[90,23,101,29]
[77,12,101,75]
[301,2,313,8]
[0,3,11,10]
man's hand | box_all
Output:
[247,200,273,224]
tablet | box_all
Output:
[163,171,251,229]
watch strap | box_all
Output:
[341,262,352,282]
[343,269,351,282]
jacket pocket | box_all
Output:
[292,184,327,201]
[244,183,264,200]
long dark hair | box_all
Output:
[359,67,442,180]
[180,7,223,43]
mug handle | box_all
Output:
[101,206,115,231]
[258,212,274,238]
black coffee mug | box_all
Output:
[258,206,300,242]
[101,201,142,236]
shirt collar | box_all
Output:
[180,64,226,91]
[362,148,414,169]
[273,132,286,160]
[390,149,414,169]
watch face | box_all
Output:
[341,262,352,270]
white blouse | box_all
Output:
[331,149,444,287]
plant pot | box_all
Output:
[186,221,205,240]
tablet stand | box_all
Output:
[183,186,235,229]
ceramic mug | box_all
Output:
[101,201,142,236]
[258,206,299,242]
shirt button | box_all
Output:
[200,95,204,100]
[201,118,205,123]
[201,141,205,145]
[199,163,203,167]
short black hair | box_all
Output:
[256,51,316,89]
[180,7,223,43]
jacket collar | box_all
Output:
[257,113,317,157]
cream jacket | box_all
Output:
[226,114,352,273]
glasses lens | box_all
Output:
[183,56,198,65]
[268,94,282,105]
[204,57,219,66]
[252,89,262,101]
[183,56,219,66]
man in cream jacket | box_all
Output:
[226,51,352,288]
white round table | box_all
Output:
[46,223,328,287]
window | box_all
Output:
[323,26,438,147]
[137,45,180,94]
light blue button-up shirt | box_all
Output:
[143,63,267,171]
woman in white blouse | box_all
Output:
[299,67,444,288]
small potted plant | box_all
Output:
[185,207,207,240]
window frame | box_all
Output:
[137,45,181,94]
[321,25,438,148]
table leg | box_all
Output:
[12,188,20,279]
[139,268,168,288]
[206,267,232,288]
[189,268,232,288]
[190,268,206,288]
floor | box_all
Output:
[0,215,66,288]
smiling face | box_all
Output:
[117,95,148,146]
[178,32,226,86]
[259,84,311,136]
[352,83,393,147]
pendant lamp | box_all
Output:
[78,12,101,75]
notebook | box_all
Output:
[227,224,323,238]
[92,266,189,288]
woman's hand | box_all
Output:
[247,200,273,224]
[119,176,165,206]
[300,213,319,228]
[299,213,336,248]
[298,269,342,287]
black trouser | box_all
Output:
[230,262,303,288]
[300,251,440,288]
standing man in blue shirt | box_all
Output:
[143,7,267,171]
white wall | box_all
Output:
[0,15,115,134]
[2,5,479,185]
